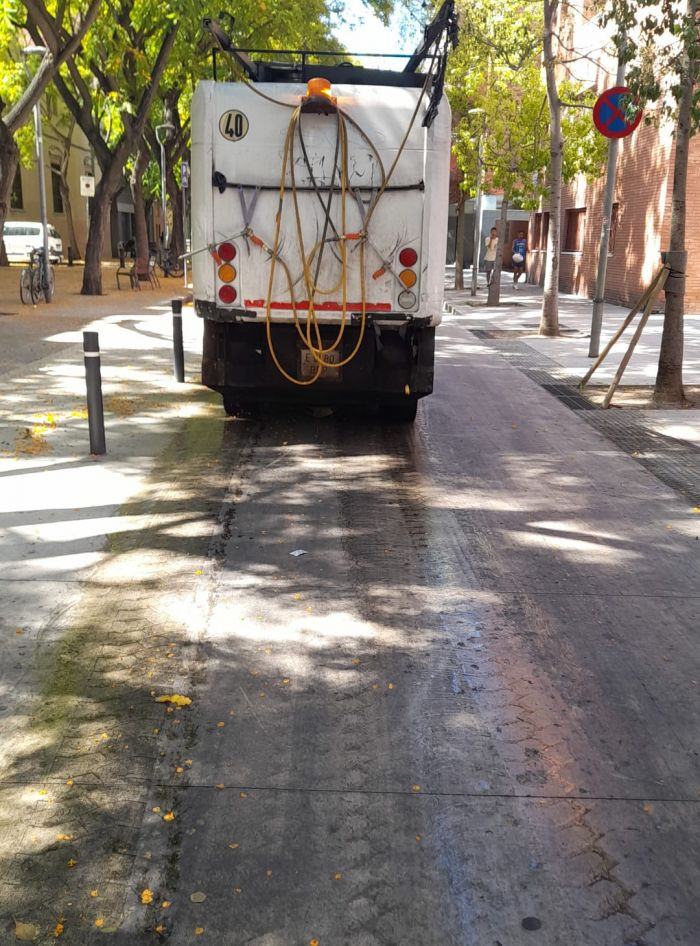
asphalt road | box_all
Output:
[2,314,699,945]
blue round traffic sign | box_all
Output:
[593,86,642,139]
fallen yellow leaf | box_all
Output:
[411,784,421,793]
[415,835,422,842]
[293,593,301,600]
[16,628,24,635]
[55,834,73,842]
[163,811,175,822]
[67,858,77,868]
[195,928,204,935]
[239,792,248,799]
[215,783,225,790]
[175,767,184,774]
[161,901,171,909]
[282,678,290,685]
[190,891,207,903]
[90,890,99,898]
[94,918,105,928]
[334,872,342,880]
[310,940,319,946]
[65,779,74,787]
[155,694,192,706]
[54,921,64,937]
[217,721,225,728]
[643,803,654,813]
[140,889,153,904]
[195,569,203,576]
[387,683,394,690]
[152,806,161,813]
[14,920,38,941]
[154,925,165,935]
[38,789,48,796]
[228,843,239,849]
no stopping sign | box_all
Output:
[593,86,642,139]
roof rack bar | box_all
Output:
[230,48,413,58]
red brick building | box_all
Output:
[528,13,700,312]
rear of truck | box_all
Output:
[190,77,450,419]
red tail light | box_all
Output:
[219,285,237,304]
[218,242,236,262]
[399,247,417,267]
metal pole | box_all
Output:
[172,299,185,382]
[83,331,106,455]
[470,138,483,297]
[589,48,626,357]
[160,137,168,251]
[33,102,52,302]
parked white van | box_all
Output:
[2,221,63,263]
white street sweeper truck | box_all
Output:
[190,1,457,421]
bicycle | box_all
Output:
[19,247,54,304]
[156,246,184,279]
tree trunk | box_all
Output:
[454,192,466,290]
[130,146,150,276]
[81,164,123,295]
[654,0,696,405]
[0,122,20,266]
[539,0,562,337]
[166,167,184,260]
[51,23,179,294]
[488,196,509,306]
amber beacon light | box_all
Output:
[301,77,337,112]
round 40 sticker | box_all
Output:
[219,110,249,142]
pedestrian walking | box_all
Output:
[484,227,498,287]
[512,230,527,288]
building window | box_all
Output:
[564,207,586,252]
[541,212,550,250]
[609,202,619,254]
[51,162,63,214]
[11,167,23,209]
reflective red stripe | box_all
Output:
[244,299,392,311]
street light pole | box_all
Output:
[22,45,52,302]
[155,123,175,253]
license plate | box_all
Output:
[299,347,341,381]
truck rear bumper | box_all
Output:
[200,317,435,406]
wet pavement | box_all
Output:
[1,310,700,945]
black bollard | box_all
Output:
[172,298,185,383]
[83,331,106,455]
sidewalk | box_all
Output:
[443,267,700,503]
[0,262,213,718]
[444,266,700,389]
